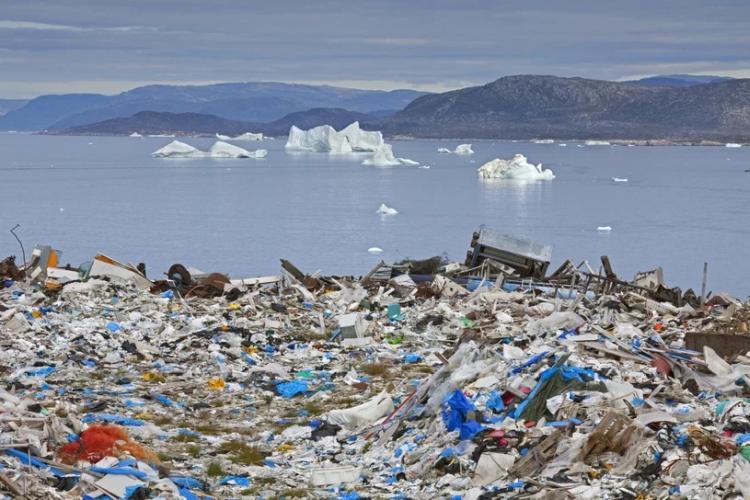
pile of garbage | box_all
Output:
[2,234,750,498]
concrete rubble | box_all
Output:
[1,233,750,499]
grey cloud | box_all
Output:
[0,0,748,97]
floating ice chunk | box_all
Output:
[153,140,265,159]
[558,143,567,147]
[129,132,142,138]
[612,177,628,183]
[585,140,611,146]
[285,122,382,153]
[477,154,555,181]
[726,143,742,148]
[438,144,474,155]
[368,247,383,253]
[376,203,398,215]
[208,141,256,158]
[363,144,400,166]
[233,132,264,141]
[215,133,231,141]
[363,143,417,167]
[532,139,554,144]
[597,226,612,232]
[152,140,205,158]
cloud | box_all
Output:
[0,20,151,33]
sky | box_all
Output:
[1,0,749,98]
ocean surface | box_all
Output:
[1,134,749,296]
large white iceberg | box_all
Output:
[152,140,266,159]
[363,144,418,167]
[285,122,383,153]
[286,124,353,153]
[152,140,204,158]
[339,122,384,152]
[477,154,555,181]
[726,143,742,148]
[584,140,611,146]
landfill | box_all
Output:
[2,231,750,499]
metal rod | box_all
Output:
[9,224,26,268]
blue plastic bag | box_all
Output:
[276,380,308,398]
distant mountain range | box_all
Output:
[628,74,733,87]
[16,74,750,141]
[62,108,379,137]
[0,82,426,132]
[383,75,750,140]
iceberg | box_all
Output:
[477,154,555,181]
[208,141,258,158]
[532,139,554,144]
[152,140,204,158]
[152,140,267,159]
[612,177,628,183]
[585,140,611,146]
[339,122,385,152]
[726,143,742,148]
[215,133,231,141]
[129,132,142,138]
[285,124,353,153]
[362,144,417,167]
[285,122,383,153]
[438,144,474,155]
[376,203,398,215]
[454,144,474,155]
[597,226,613,232]
[368,247,383,254]
[233,132,264,141]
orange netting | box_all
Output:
[57,424,158,465]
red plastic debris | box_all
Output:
[57,424,157,465]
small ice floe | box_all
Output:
[611,177,628,183]
[597,226,612,232]
[726,143,742,148]
[368,247,384,254]
[558,143,567,147]
[59,208,65,213]
[376,203,398,215]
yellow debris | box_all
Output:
[207,378,226,391]
[143,371,166,383]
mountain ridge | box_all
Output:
[0,82,426,132]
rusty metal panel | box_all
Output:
[685,332,750,360]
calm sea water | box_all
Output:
[1,134,748,296]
